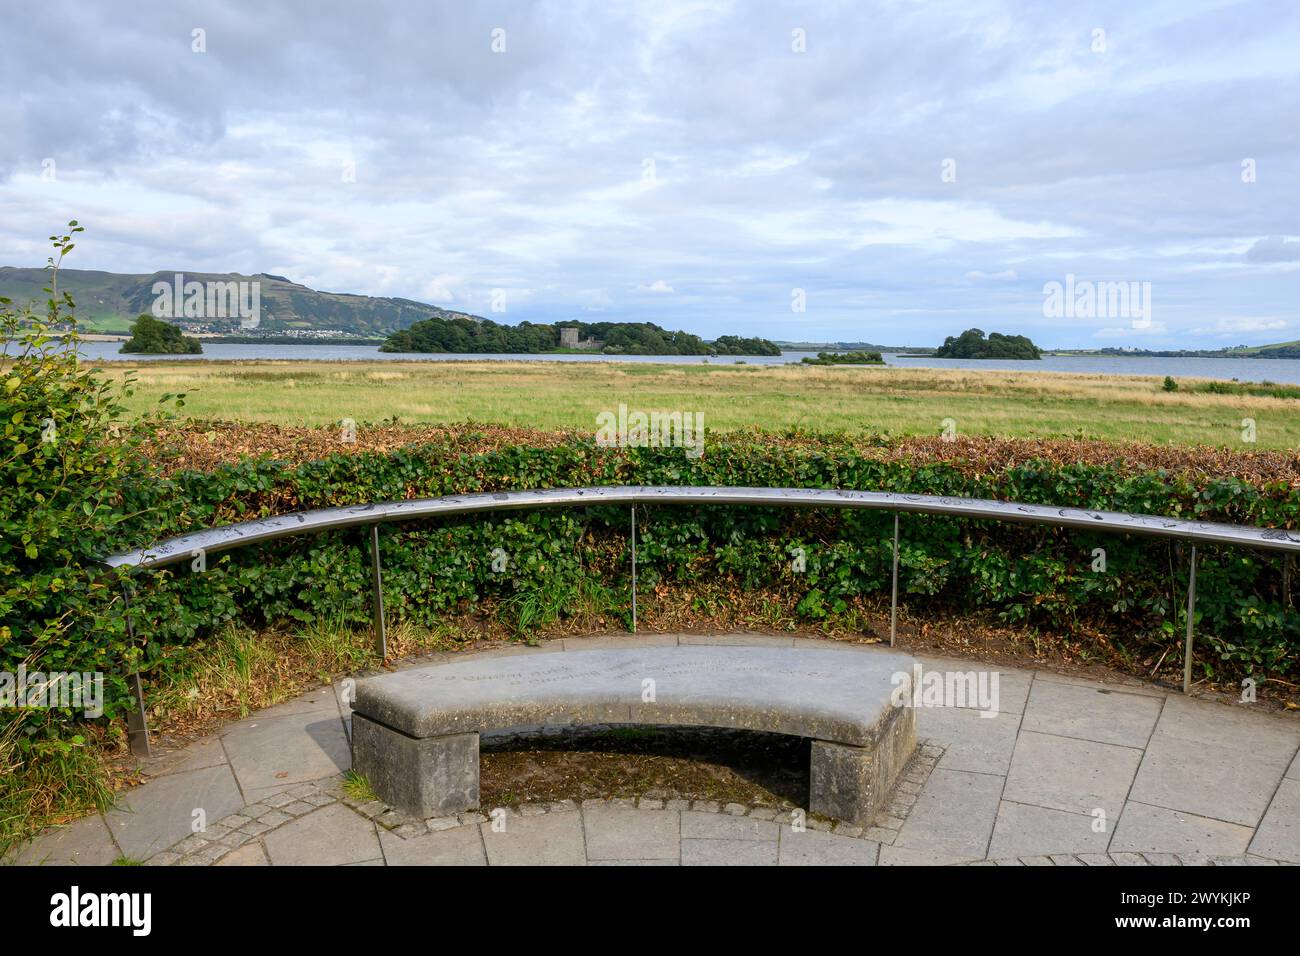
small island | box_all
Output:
[381,317,781,356]
[934,328,1041,360]
[800,350,885,366]
[119,314,203,354]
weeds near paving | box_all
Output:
[147,621,395,726]
[0,711,116,858]
[497,573,624,638]
[341,770,377,803]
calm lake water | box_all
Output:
[56,341,1300,385]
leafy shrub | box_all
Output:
[119,314,202,354]
[0,224,190,843]
[96,434,1300,704]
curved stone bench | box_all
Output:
[351,645,917,825]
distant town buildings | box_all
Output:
[173,320,357,339]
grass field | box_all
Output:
[94,358,1300,449]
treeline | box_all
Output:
[1099,345,1300,359]
[934,328,1041,360]
[380,316,780,355]
[800,350,884,366]
[380,316,554,353]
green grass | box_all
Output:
[341,771,378,804]
[1190,379,1300,399]
[0,718,117,859]
[93,358,1300,448]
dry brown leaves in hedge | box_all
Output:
[139,420,1300,486]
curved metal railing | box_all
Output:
[106,485,1300,753]
[104,485,1300,568]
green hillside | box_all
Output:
[0,267,482,335]
[1230,339,1300,358]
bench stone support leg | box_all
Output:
[808,705,915,826]
[351,714,479,819]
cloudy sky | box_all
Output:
[3,0,1298,348]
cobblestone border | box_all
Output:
[148,780,345,866]
[149,738,946,864]
[348,739,946,846]
[150,753,1290,866]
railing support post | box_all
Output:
[1183,545,1197,694]
[370,524,387,659]
[630,505,637,634]
[890,513,900,647]
[121,583,151,757]
[1284,554,1292,608]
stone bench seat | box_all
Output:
[351,645,917,825]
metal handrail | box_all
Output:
[106,485,1300,754]
[104,485,1300,569]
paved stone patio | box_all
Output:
[6,633,1299,866]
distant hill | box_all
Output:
[1087,339,1300,359]
[1231,339,1300,359]
[0,267,483,335]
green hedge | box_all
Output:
[6,429,1300,733]
[42,435,1284,719]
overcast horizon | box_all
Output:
[3,0,1298,350]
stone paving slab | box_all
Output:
[378,824,486,865]
[680,810,781,842]
[1246,778,1300,864]
[263,803,382,866]
[682,837,778,866]
[1033,670,1168,698]
[1003,730,1141,819]
[480,810,587,866]
[6,812,121,866]
[1020,680,1163,749]
[561,633,682,651]
[252,688,341,719]
[916,706,1021,774]
[583,806,679,861]
[222,709,350,794]
[677,633,794,647]
[214,842,269,866]
[987,801,1109,859]
[1152,695,1300,762]
[913,654,1034,716]
[894,767,1003,860]
[878,844,978,865]
[7,634,1299,867]
[1130,734,1290,827]
[778,827,879,865]
[1109,802,1254,858]
[106,763,244,861]
[137,736,229,780]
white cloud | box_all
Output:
[1,0,1298,349]
[1187,317,1287,335]
[637,279,675,293]
[1094,322,1170,337]
[421,275,462,302]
